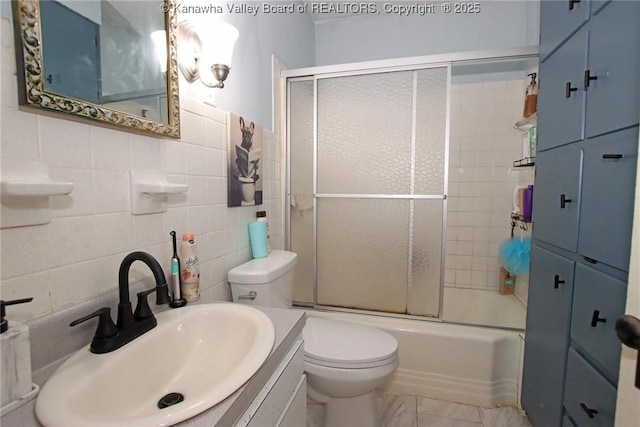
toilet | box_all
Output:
[228,250,399,427]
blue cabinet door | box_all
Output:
[585,1,640,138]
[532,144,583,252]
[571,264,627,383]
[538,30,588,151]
[539,0,590,61]
[522,246,575,427]
[578,127,638,270]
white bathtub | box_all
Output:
[301,309,524,408]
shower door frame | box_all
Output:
[283,47,539,323]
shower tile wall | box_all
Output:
[446,80,534,293]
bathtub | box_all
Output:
[300,309,524,408]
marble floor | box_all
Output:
[308,391,533,427]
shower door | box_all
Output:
[287,66,449,318]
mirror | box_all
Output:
[12,0,181,138]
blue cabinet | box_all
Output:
[522,246,575,427]
[523,1,636,426]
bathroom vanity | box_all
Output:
[0,291,306,427]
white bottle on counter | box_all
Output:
[180,232,200,303]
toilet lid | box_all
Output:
[302,317,398,368]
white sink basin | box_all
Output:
[36,303,275,426]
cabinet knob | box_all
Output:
[554,274,565,289]
[590,309,607,327]
[560,194,573,208]
[579,403,598,419]
[565,82,578,98]
[584,69,598,88]
[569,0,581,10]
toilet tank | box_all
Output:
[228,250,297,309]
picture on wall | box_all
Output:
[227,113,263,207]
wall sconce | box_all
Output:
[177,20,239,89]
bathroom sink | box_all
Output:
[35,303,275,426]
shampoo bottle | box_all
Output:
[180,232,200,302]
[523,72,538,118]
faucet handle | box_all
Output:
[134,288,156,320]
[70,307,118,339]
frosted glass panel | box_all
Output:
[317,199,409,313]
[415,68,448,195]
[408,200,444,317]
[289,80,314,304]
[317,72,414,194]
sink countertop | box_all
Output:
[1,290,305,427]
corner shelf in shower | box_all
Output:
[511,212,532,224]
[513,157,535,168]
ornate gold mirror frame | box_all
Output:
[12,0,181,139]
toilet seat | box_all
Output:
[303,317,398,369]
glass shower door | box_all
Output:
[288,66,448,318]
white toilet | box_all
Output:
[228,250,399,427]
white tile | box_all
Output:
[456,269,472,285]
[0,273,53,321]
[91,127,130,170]
[479,406,532,427]
[418,413,481,427]
[1,108,39,160]
[163,140,186,174]
[39,116,92,168]
[186,205,208,238]
[378,392,417,427]
[49,167,94,217]
[417,397,481,423]
[133,214,165,248]
[131,134,162,169]
[457,241,473,256]
[49,262,99,310]
[207,148,225,177]
[93,170,129,213]
[185,144,208,176]
[94,213,134,256]
[205,118,226,150]
[180,110,206,146]
[187,175,208,206]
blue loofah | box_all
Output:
[498,236,531,276]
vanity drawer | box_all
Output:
[570,264,626,382]
[241,340,305,427]
[564,349,616,427]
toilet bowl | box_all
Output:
[228,250,399,427]
[303,317,398,427]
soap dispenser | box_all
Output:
[523,72,538,118]
[1,298,34,407]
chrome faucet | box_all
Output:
[70,251,172,354]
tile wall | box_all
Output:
[0,17,281,322]
[446,80,534,295]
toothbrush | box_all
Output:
[169,231,187,308]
